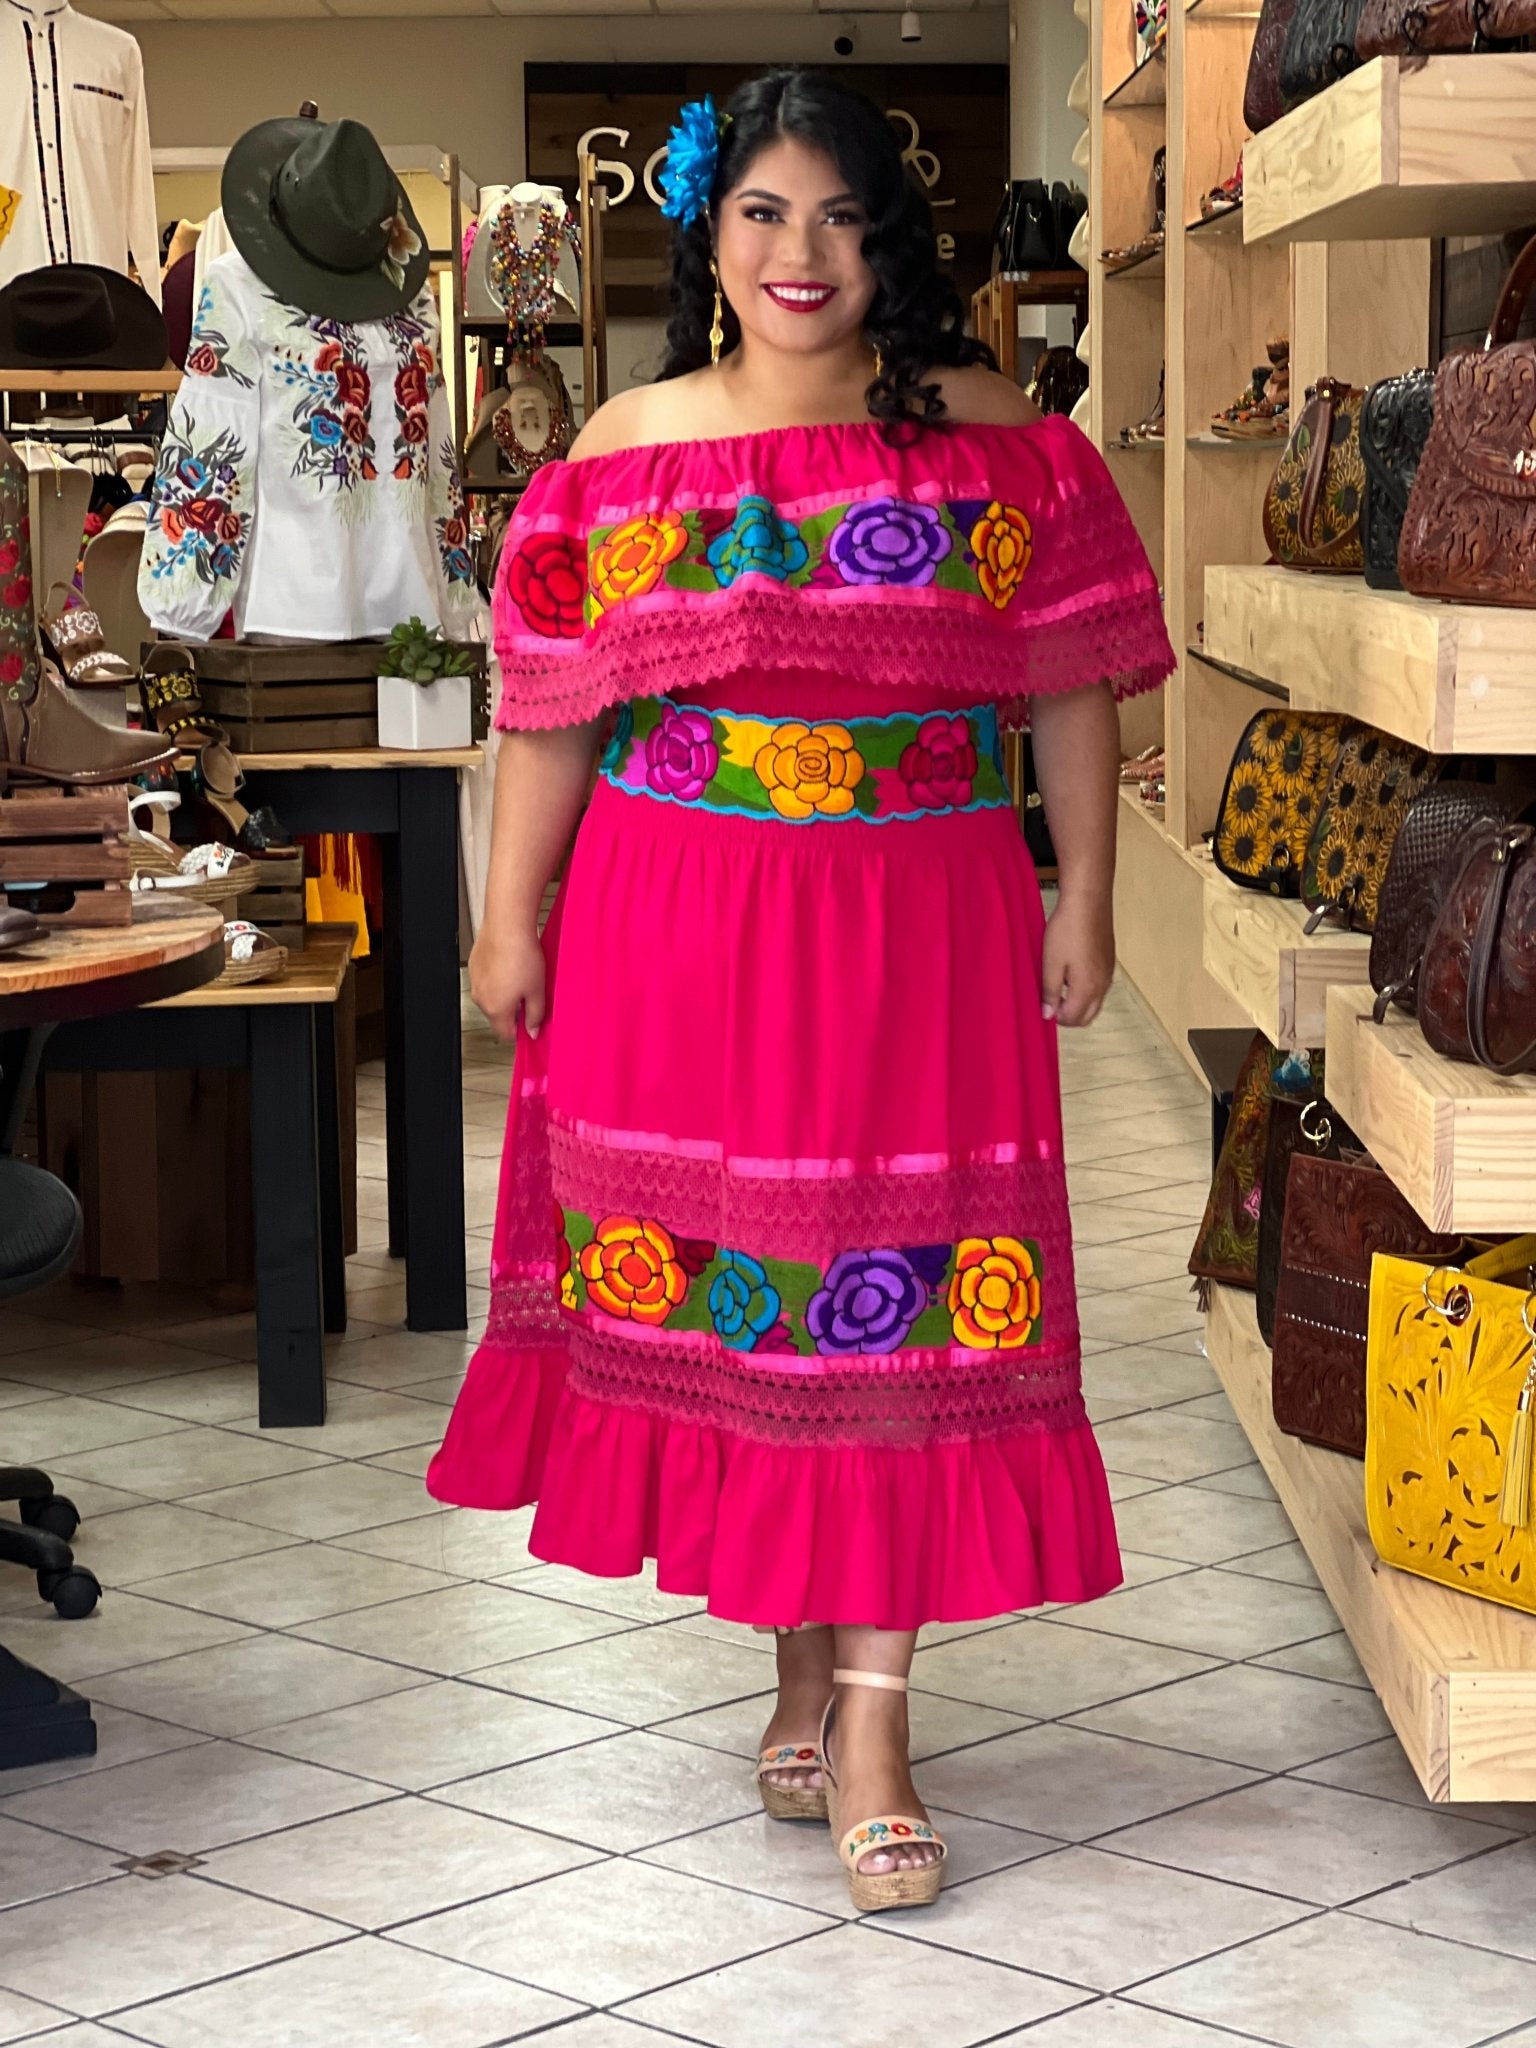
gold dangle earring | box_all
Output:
[873,341,886,381]
[709,257,725,368]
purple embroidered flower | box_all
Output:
[828,498,952,588]
[645,706,718,802]
[807,1249,927,1355]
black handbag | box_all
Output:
[1053,183,1088,270]
[1001,180,1056,271]
[1280,0,1366,105]
[1360,371,1435,593]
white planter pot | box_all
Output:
[376,673,472,750]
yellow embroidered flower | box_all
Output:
[589,513,688,614]
[753,721,866,819]
[969,502,1033,609]
[948,1237,1041,1350]
[579,1216,688,1326]
[560,1271,578,1310]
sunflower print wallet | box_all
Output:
[1212,709,1356,896]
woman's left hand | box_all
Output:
[1041,893,1115,1028]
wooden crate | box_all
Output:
[177,640,486,753]
[0,784,132,927]
[236,846,306,948]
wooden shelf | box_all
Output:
[1324,983,1536,1232]
[1206,1282,1536,1804]
[1104,48,1167,106]
[1105,243,1166,280]
[0,370,181,395]
[1202,869,1371,1047]
[1244,54,1536,245]
[1186,432,1283,451]
[990,270,1090,303]
[1185,206,1244,235]
[237,746,483,772]
[1108,436,1166,454]
[1205,566,1536,755]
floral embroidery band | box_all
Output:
[506,491,1034,640]
[559,1208,1044,1358]
[601,699,1008,823]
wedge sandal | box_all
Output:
[756,1743,829,1822]
[820,1669,947,1913]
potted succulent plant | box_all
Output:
[376,617,478,749]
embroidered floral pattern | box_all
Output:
[144,423,249,592]
[948,1236,1042,1350]
[969,502,1033,609]
[185,285,254,389]
[602,699,1009,824]
[829,497,952,587]
[383,315,436,484]
[560,1208,1044,1358]
[278,315,378,492]
[435,440,474,590]
[509,532,587,638]
[590,513,688,616]
[706,495,810,587]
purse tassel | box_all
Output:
[1499,1370,1536,1530]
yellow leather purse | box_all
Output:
[1366,1244,1536,1614]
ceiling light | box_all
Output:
[900,8,922,41]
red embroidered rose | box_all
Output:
[334,361,370,409]
[400,410,429,445]
[1,575,32,610]
[0,652,24,684]
[395,364,428,411]
[186,343,219,378]
[507,533,587,639]
[182,501,222,538]
[343,409,371,446]
[0,541,19,576]
[899,714,979,810]
[413,342,435,374]
[315,342,343,373]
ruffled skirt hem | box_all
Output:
[425,1338,1124,1630]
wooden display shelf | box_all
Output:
[1206,1281,1536,1804]
[1105,243,1166,280]
[1202,869,1370,1047]
[0,370,181,395]
[1205,566,1536,755]
[1324,983,1536,1232]
[234,746,483,772]
[1105,48,1167,106]
[1244,54,1536,245]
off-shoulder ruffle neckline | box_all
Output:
[561,411,1068,472]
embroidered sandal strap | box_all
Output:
[838,1815,948,1872]
[756,1743,824,1781]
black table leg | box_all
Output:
[314,1004,347,1338]
[390,768,467,1331]
[250,1006,326,1426]
[381,831,408,1262]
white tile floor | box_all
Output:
[2,978,1534,2048]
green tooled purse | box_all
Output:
[1212,708,1356,896]
[1262,376,1367,572]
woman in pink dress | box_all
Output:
[429,68,1173,1912]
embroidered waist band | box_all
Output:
[600,697,1009,823]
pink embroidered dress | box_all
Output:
[427,413,1174,1628]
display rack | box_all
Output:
[970,273,1088,381]
[1165,53,1536,1802]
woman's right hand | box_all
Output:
[470,927,547,1042]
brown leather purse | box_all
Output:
[1272,1153,1463,1456]
[1244,0,1300,130]
[1262,377,1367,572]
[1368,780,1525,1019]
[1256,1091,1360,1346]
[1419,819,1536,1074]
[1356,0,1536,57]
[1400,233,1536,607]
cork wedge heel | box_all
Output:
[820,1668,947,1913]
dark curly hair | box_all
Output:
[658,67,996,435]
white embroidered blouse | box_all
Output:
[138,251,476,644]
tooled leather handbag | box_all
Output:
[1262,377,1368,572]
[1419,819,1536,1074]
[1400,232,1536,607]
[1299,727,1442,933]
[1369,780,1525,1017]
[1356,0,1536,58]
[1245,0,1302,130]
[1360,371,1434,592]
[1256,1090,1359,1346]
[1279,0,1366,106]
[1273,1154,1464,1456]
[1213,707,1356,896]
[1190,1039,1322,1303]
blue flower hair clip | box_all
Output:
[658,94,730,228]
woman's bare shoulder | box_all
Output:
[565,373,715,463]
[928,363,1042,428]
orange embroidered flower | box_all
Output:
[589,513,688,614]
[969,502,1033,610]
[579,1216,689,1326]
[752,721,866,820]
[948,1236,1041,1350]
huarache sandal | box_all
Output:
[820,1670,947,1914]
[219,920,287,987]
[756,1742,829,1821]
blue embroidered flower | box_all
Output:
[310,412,343,447]
[600,701,635,774]
[176,457,209,490]
[708,1250,782,1351]
[658,95,725,228]
[706,497,810,587]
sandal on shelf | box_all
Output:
[1121,367,1166,446]
[820,1670,947,1914]
[756,1743,829,1822]
[1120,744,1164,783]
[128,831,255,905]
[219,920,287,987]
[40,584,134,688]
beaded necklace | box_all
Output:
[487,199,581,357]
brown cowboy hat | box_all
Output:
[0,265,169,370]
[223,116,429,323]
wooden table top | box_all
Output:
[150,926,354,1010]
[236,746,484,772]
[0,900,221,1001]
